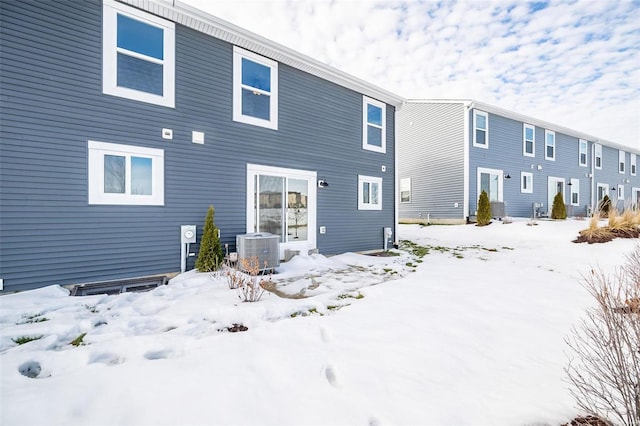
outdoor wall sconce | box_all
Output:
[567,181,572,186]
[504,174,511,179]
[318,179,329,188]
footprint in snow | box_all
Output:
[89,352,125,366]
[320,327,331,343]
[324,365,339,388]
[144,349,176,360]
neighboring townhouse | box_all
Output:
[397,100,640,224]
[0,0,403,292]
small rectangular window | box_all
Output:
[523,124,535,157]
[579,139,588,167]
[570,178,579,206]
[88,140,164,205]
[102,0,175,107]
[545,130,555,160]
[400,178,411,203]
[362,96,386,153]
[521,172,533,194]
[618,184,625,201]
[632,153,637,176]
[473,110,488,148]
[595,144,602,169]
[233,46,278,130]
[358,175,382,210]
[619,150,626,174]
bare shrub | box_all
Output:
[565,249,640,425]
[236,257,270,302]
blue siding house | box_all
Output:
[397,100,640,223]
[0,0,403,292]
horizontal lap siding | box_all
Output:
[397,103,465,221]
[0,0,395,291]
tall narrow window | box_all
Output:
[521,172,533,194]
[473,110,488,148]
[619,150,626,174]
[579,139,588,167]
[88,141,164,205]
[632,153,637,176]
[545,130,555,160]
[523,124,535,157]
[618,184,625,201]
[595,144,602,169]
[362,97,386,153]
[233,46,278,130]
[102,0,175,107]
[570,178,579,206]
[358,175,382,210]
[400,178,411,203]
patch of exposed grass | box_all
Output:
[12,335,44,345]
[70,333,87,347]
[18,314,49,324]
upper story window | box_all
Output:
[362,96,386,153]
[595,143,602,169]
[400,178,411,203]
[619,150,626,174]
[358,175,382,210]
[233,46,278,130]
[545,130,555,161]
[632,153,637,176]
[473,110,488,148]
[521,172,533,194]
[88,141,164,205]
[102,0,175,108]
[579,139,588,167]
[523,124,535,157]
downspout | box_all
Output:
[591,140,597,213]
[463,101,473,222]
[394,101,402,247]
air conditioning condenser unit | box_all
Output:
[236,233,280,271]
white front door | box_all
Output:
[246,164,317,259]
[547,176,565,214]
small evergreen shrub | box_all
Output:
[551,192,567,219]
[195,205,224,272]
[477,190,491,226]
[598,195,611,217]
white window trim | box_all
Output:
[595,144,602,170]
[358,175,383,210]
[631,153,637,176]
[477,167,504,202]
[473,110,488,149]
[520,172,533,194]
[618,184,625,201]
[400,177,411,203]
[632,187,640,208]
[102,0,175,108]
[619,150,626,174]
[362,96,386,153]
[523,124,535,157]
[233,46,279,130]
[570,178,580,206]
[88,140,164,205]
[579,139,588,167]
[544,130,555,161]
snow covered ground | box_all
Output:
[0,219,635,425]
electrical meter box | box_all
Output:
[181,225,196,244]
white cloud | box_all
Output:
[181,0,640,149]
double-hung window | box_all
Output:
[619,150,626,174]
[358,175,382,210]
[521,172,533,194]
[523,124,535,157]
[595,144,602,169]
[632,153,637,176]
[545,130,555,160]
[570,179,580,206]
[362,97,386,153]
[102,0,175,107]
[579,139,588,167]
[473,110,488,148]
[88,141,164,205]
[233,46,278,130]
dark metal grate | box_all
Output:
[70,275,168,296]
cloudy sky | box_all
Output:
[180,0,639,149]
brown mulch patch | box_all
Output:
[226,323,248,332]
[572,233,615,244]
[562,415,609,426]
[573,225,640,244]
